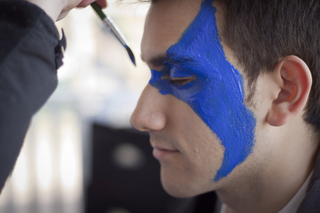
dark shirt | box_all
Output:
[0,0,64,191]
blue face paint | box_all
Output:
[149,0,256,181]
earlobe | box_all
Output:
[266,56,312,126]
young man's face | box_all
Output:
[131,0,271,197]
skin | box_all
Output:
[130,0,320,212]
[26,0,107,22]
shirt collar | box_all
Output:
[278,170,314,213]
[219,171,314,213]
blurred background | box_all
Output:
[0,1,185,212]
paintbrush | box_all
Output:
[91,2,136,66]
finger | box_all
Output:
[96,0,107,8]
[57,11,69,21]
[77,0,107,8]
[77,0,95,8]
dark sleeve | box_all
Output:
[0,0,64,192]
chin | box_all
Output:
[162,182,216,198]
[160,175,215,198]
[162,183,198,198]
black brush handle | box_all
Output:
[91,2,106,20]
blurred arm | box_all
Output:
[0,0,61,192]
[0,0,107,193]
[26,0,107,21]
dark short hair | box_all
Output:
[129,0,320,129]
[215,0,320,129]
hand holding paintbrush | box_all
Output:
[26,0,107,21]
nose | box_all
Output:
[130,84,167,132]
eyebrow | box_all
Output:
[140,54,173,67]
[141,54,194,68]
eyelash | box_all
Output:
[168,77,196,86]
[160,75,196,86]
[169,78,192,86]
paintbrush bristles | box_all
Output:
[126,46,136,66]
[91,2,136,66]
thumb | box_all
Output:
[77,0,107,8]
[96,0,107,8]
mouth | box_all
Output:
[152,146,179,160]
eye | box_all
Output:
[161,75,196,86]
[169,77,195,86]
[163,75,196,86]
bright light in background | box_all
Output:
[57,54,79,80]
[60,136,77,189]
[70,8,95,55]
[12,150,32,206]
[59,110,83,206]
[13,151,28,193]
[36,134,53,190]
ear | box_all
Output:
[266,56,312,126]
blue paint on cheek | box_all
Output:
[149,0,257,181]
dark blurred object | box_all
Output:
[85,123,184,213]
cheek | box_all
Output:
[160,104,226,197]
[172,101,225,172]
[193,70,256,181]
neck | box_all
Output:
[215,120,320,213]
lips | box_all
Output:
[149,135,179,160]
[152,146,179,160]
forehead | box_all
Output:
[141,0,203,67]
[141,0,232,69]
[141,0,245,80]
